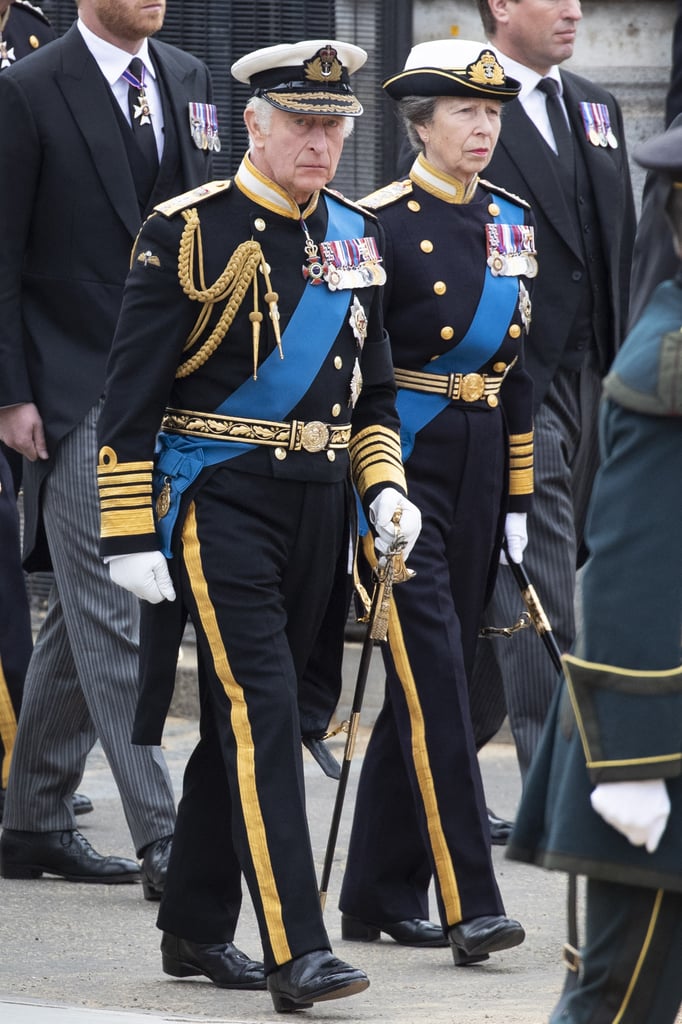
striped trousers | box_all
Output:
[469,361,602,779]
[3,403,176,854]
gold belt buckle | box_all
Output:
[300,420,330,453]
[460,372,486,402]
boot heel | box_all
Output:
[1,861,43,880]
[341,914,381,942]
[161,954,198,979]
[142,879,163,901]
[269,990,313,1013]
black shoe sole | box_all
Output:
[450,925,525,965]
[341,914,448,948]
[269,977,369,1012]
[0,861,139,884]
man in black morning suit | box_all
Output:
[468,0,636,787]
[0,0,213,896]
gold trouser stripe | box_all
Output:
[362,533,462,922]
[0,656,17,788]
[182,502,291,964]
[612,889,663,1024]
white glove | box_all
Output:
[108,551,176,604]
[590,779,671,853]
[500,511,528,565]
[368,488,422,561]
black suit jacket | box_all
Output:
[482,70,636,410]
[0,23,213,563]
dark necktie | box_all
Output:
[537,77,573,163]
[125,57,159,183]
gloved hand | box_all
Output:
[108,551,176,604]
[368,488,422,561]
[500,511,528,565]
[590,779,671,853]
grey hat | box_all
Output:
[633,123,682,179]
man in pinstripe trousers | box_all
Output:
[468,0,636,793]
[0,0,213,896]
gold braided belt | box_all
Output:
[161,408,351,454]
[394,366,510,408]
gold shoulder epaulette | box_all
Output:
[358,179,412,211]
[13,0,51,24]
[479,178,530,210]
[154,180,231,218]
[324,186,377,220]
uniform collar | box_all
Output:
[234,153,320,220]
[409,152,479,204]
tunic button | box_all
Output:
[487,394,499,408]
[440,326,454,340]
[334,356,343,369]
[493,361,507,373]
[331,403,341,417]
[274,447,287,461]
[327,450,336,462]
[407,200,421,212]
[254,218,266,231]
[433,281,447,295]
[509,324,521,339]
[488,202,501,216]
[420,240,434,253]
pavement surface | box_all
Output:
[0,638,623,1024]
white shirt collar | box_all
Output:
[486,44,563,103]
[77,19,156,87]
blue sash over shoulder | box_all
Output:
[397,194,520,462]
[154,197,365,556]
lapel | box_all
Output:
[497,97,582,260]
[149,38,204,197]
[54,25,141,239]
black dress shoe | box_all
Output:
[160,932,265,990]
[267,949,369,1013]
[301,736,341,779]
[341,913,448,948]
[72,793,94,816]
[448,914,525,965]
[140,835,172,901]
[0,829,140,884]
[487,808,514,846]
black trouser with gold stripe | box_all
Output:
[340,407,507,928]
[156,467,349,973]
[551,880,682,1024]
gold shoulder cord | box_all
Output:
[175,208,281,380]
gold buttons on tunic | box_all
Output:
[254,218,266,232]
[274,447,287,460]
[487,395,499,408]
[488,202,500,216]
[420,240,434,253]
[334,356,343,369]
[509,324,521,339]
[433,281,447,295]
[407,200,421,212]
[327,450,336,462]
[29,35,40,49]
[493,361,507,373]
[441,326,454,341]
[331,403,341,418]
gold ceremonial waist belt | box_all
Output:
[161,408,352,453]
[394,367,508,408]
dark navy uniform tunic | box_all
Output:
[96,159,406,972]
[0,1,54,69]
[508,271,682,1024]
[340,155,535,930]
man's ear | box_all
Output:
[243,106,264,148]
[489,0,512,26]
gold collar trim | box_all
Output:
[409,153,479,205]
[234,154,319,220]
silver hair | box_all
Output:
[396,96,439,154]
[245,95,355,149]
